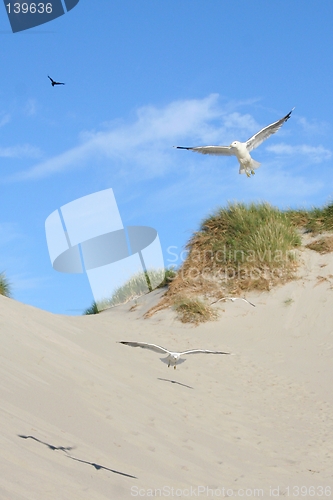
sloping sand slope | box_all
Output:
[0,244,333,499]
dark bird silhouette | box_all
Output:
[18,435,137,478]
[48,75,65,87]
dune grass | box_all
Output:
[0,272,11,297]
[83,201,333,322]
[287,201,333,233]
[167,202,301,301]
[107,268,171,308]
[173,295,218,325]
[83,268,176,314]
[147,202,309,323]
[83,301,100,315]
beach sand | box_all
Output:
[1,242,333,499]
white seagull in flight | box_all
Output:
[210,297,256,307]
[118,341,231,369]
[175,108,294,177]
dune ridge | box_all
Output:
[0,238,333,498]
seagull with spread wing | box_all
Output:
[210,297,256,307]
[48,75,65,87]
[118,341,231,369]
[175,108,294,177]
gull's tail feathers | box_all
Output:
[160,357,186,365]
[251,159,261,170]
[239,159,261,175]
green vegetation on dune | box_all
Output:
[83,301,100,315]
[170,202,301,298]
[83,268,176,314]
[0,272,11,297]
[107,268,175,307]
[173,295,218,325]
[148,201,333,324]
[287,201,333,233]
[198,201,300,266]
[82,201,333,323]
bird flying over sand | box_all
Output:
[48,75,65,87]
[175,108,294,177]
[118,341,231,369]
[211,297,256,307]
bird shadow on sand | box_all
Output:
[18,435,137,479]
[157,378,194,389]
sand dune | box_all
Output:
[1,243,333,499]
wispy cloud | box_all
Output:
[0,143,43,159]
[24,99,37,116]
[0,113,10,127]
[297,116,330,135]
[266,143,332,163]
[5,95,331,189]
[9,273,48,292]
[5,94,263,182]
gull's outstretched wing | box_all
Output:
[174,146,234,156]
[246,108,294,152]
[118,341,170,355]
[211,296,256,306]
[179,349,231,356]
[48,75,54,83]
[239,298,256,307]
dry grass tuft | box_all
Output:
[172,295,218,325]
[287,202,333,234]
[306,235,333,254]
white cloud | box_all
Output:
[24,99,37,116]
[9,273,48,292]
[297,116,330,135]
[0,113,10,127]
[5,95,331,191]
[6,94,264,182]
[0,144,43,159]
[266,143,332,163]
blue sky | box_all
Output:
[0,1,332,314]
